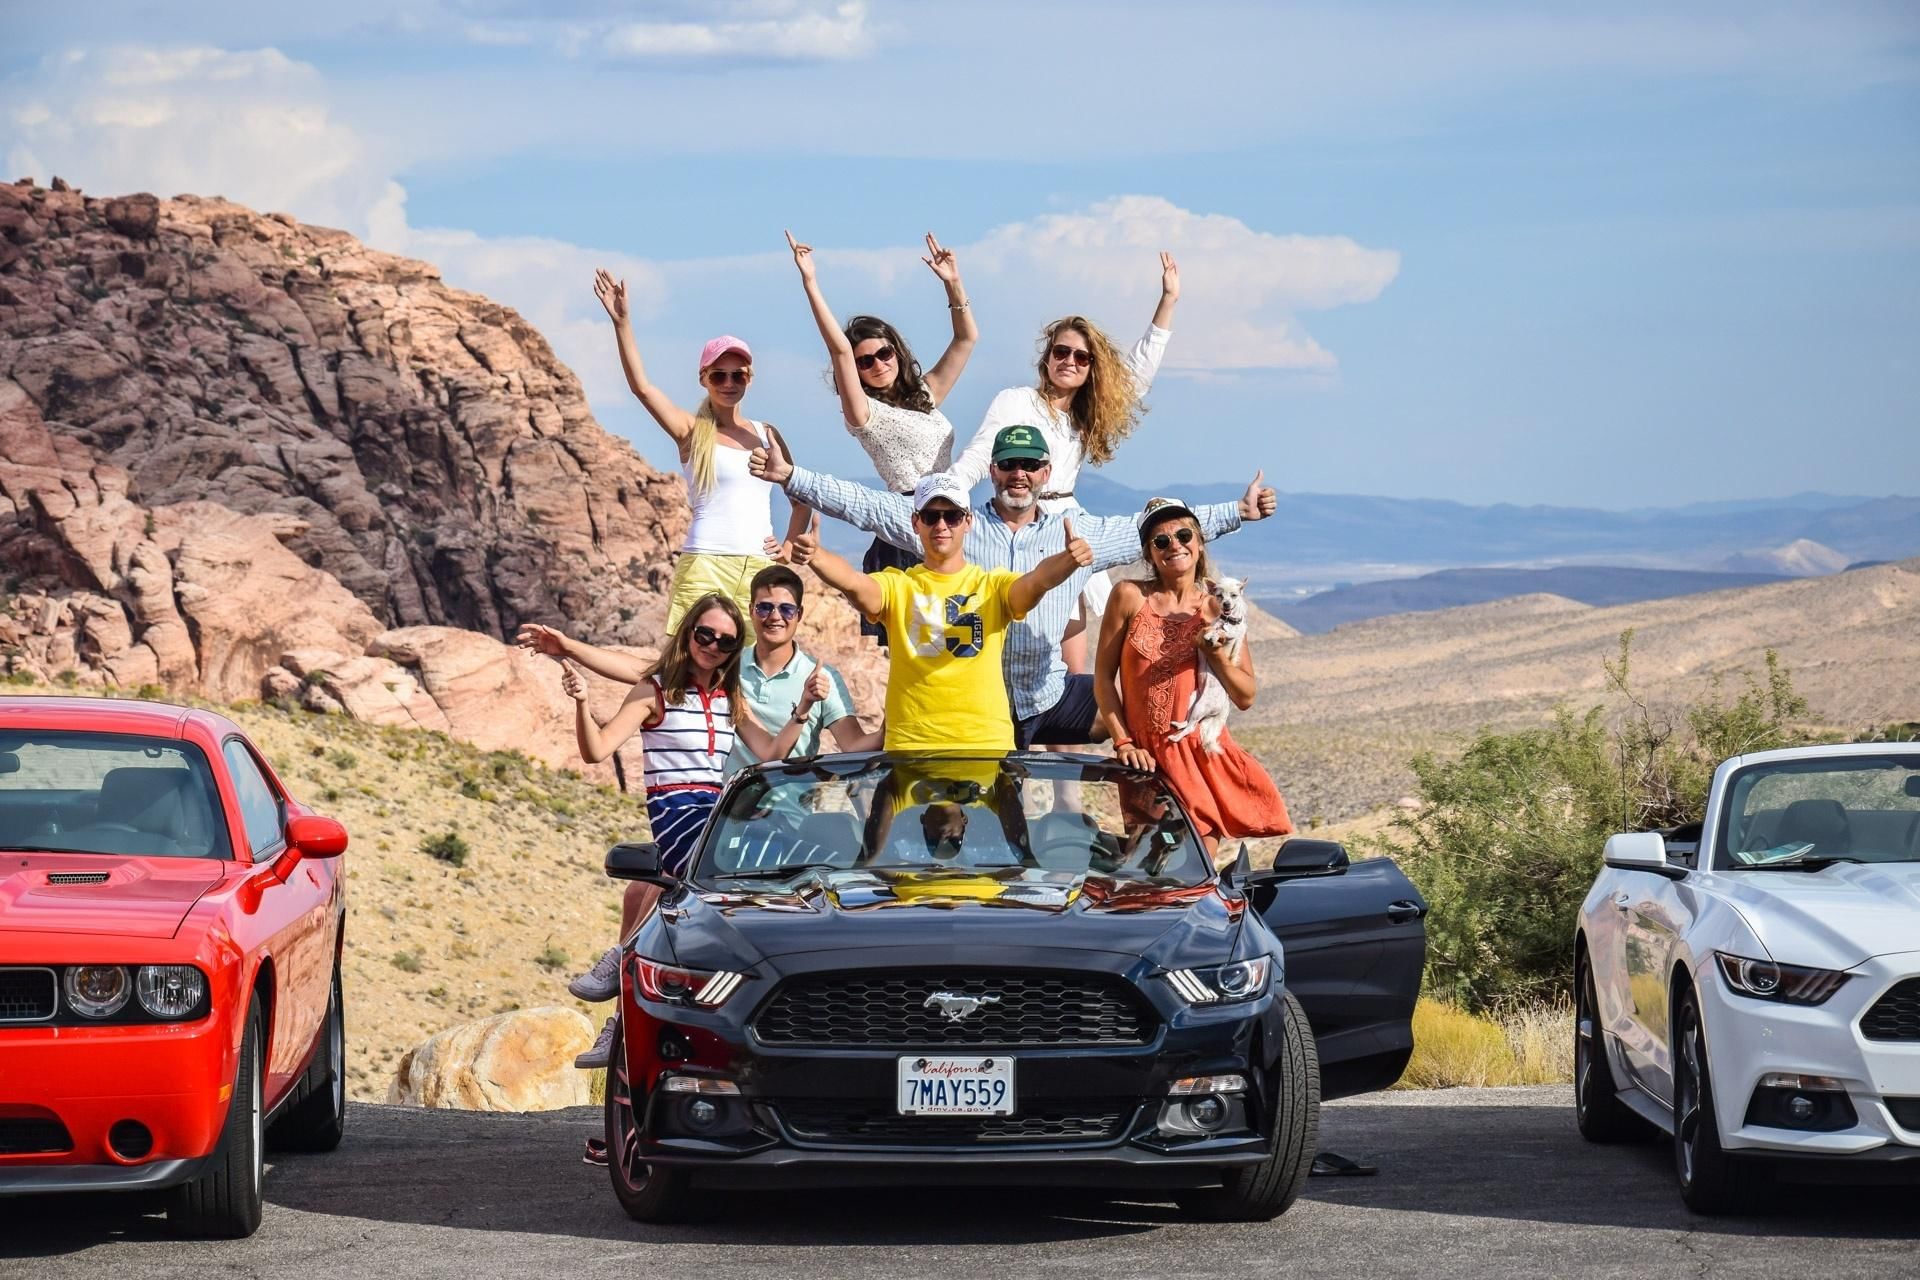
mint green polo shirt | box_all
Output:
[727,646,856,774]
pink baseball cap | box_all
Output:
[698,335,752,370]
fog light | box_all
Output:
[1169,1073,1248,1096]
[661,1075,740,1095]
[686,1099,719,1129]
[1787,1095,1815,1121]
[1745,1082,1857,1133]
[1188,1095,1229,1131]
[107,1119,153,1160]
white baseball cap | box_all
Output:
[912,472,971,514]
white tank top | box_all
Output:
[681,420,776,556]
[640,677,735,795]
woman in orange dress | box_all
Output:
[1092,498,1292,852]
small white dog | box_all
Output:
[1167,576,1248,755]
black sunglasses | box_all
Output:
[691,624,741,653]
[706,368,751,387]
[853,345,897,371]
[1049,343,1092,368]
[1149,527,1196,552]
[914,507,969,528]
[993,457,1046,474]
[752,601,799,621]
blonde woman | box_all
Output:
[594,269,812,630]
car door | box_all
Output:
[1615,873,1694,1103]
[223,737,331,1102]
[1253,855,1428,1099]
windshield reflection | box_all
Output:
[1719,754,1920,869]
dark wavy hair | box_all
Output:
[845,315,934,413]
[647,593,745,707]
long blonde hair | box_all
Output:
[1035,317,1147,467]
[686,397,719,495]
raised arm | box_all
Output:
[1008,517,1094,618]
[517,622,651,684]
[786,231,869,430]
[732,669,828,762]
[1093,581,1156,772]
[1117,253,1181,392]
[918,232,977,406]
[562,661,660,764]
[949,387,1027,494]
[1151,251,1180,331]
[802,545,885,619]
[752,438,918,552]
[595,269,695,454]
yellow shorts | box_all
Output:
[666,552,772,635]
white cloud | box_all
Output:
[602,1,874,61]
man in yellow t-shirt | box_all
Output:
[798,471,1091,753]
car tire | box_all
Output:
[271,961,347,1153]
[169,998,265,1239]
[604,1014,695,1222]
[1574,951,1652,1143]
[1673,983,1768,1215]
[1176,989,1320,1222]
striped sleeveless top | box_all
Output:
[640,676,735,796]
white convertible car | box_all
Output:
[1574,742,1920,1213]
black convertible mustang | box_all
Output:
[600,752,1426,1222]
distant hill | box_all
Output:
[1718,538,1851,577]
[1265,565,1791,634]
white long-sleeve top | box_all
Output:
[948,322,1170,514]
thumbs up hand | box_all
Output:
[1239,468,1276,521]
[1063,516,1093,567]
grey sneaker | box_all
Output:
[575,1016,617,1070]
[567,945,622,1002]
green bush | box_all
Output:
[1368,631,1812,1010]
[420,830,470,868]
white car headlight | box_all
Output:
[136,965,209,1018]
[1164,957,1271,1004]
[63,965,132,1018]
[1714,952,1848,1006]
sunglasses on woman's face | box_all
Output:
[752,601,799,622]
[706,368,752,387]
[1150,526,1196,552]
[914,506,969,528]
[691,624,741,653]
[853,345,896,371]
[1049,344,1093,368]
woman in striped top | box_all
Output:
[561,593,825,1067]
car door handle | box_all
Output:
[1386,900,1426,923]
[1612,892,1632,910]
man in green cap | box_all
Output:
[752,426,1277,747]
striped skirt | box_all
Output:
[644,785,721,877]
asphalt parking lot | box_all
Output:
[4,1086,1914,1278]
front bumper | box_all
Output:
[0,1016,232,1193]
[1702,949,1920,1160]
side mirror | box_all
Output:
[1603,831,1684,880]
[1268,838,1350,879]
[606,841,675,886]
[286,814,348,859]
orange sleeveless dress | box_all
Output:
[1118,597,1294,843]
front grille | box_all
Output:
[776,1100,1133,1146]
[1889,1098,1920,1132]
[0,1117,72,1155]
[753,971,1156,1047]
[1860,978,1920,1042]
[47,872,109,885]
[0,968,57,1022]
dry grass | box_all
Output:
[1399,997,1574,1089]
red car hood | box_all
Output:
[0,854,226,939]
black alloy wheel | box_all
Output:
[1574,951,1652,1143]
[604,1015,694,1222]
[1672,984,1764,1215]
[272,961,347,1152]
[1175,990,1320,1221]
[169,998,265,1238]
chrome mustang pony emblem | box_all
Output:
[924,991,1001,1022]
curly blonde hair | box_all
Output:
[1033,317,1147,467]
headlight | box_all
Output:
[63,965,132,1018]
[1164,957,1271,1004]
[632,956,745,1007]
[1714,952,1849,1005]
[136,965,209,1018]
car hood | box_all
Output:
[1718,861,1920,969]
[666,866,1240,967]
[0,854,226,940]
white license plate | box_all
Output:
[896,1055,1016,1116]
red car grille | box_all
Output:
[0,969,57,1022]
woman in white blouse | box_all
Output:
[786,229,978,643]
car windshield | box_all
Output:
[1718,753,1920,869]
[694,755,1214,889]
[0,730,228,860]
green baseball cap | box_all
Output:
[990,424,1050,464]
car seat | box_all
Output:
[93,767,211,852]
[1773,797,1852,857]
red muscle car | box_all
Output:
[0,696,348,1237]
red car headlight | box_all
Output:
[632,956,745,1007]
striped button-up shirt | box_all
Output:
[787,466,1244,720]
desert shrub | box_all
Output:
[420,830,470,868]
[329,750,358,771]
[534,944,568,972]
[1370,632,1812,1010]
[1400,997,1574,1088]
[390,950,423,973]
[133,683,167,701]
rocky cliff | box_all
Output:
[0,179,883,774]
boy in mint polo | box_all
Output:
[728,563,880,771]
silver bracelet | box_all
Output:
[949,301,969,310]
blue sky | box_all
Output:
[3,1,1916,508]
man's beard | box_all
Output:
[996,486,1037,513]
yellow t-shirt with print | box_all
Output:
[872,563,1025,753]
